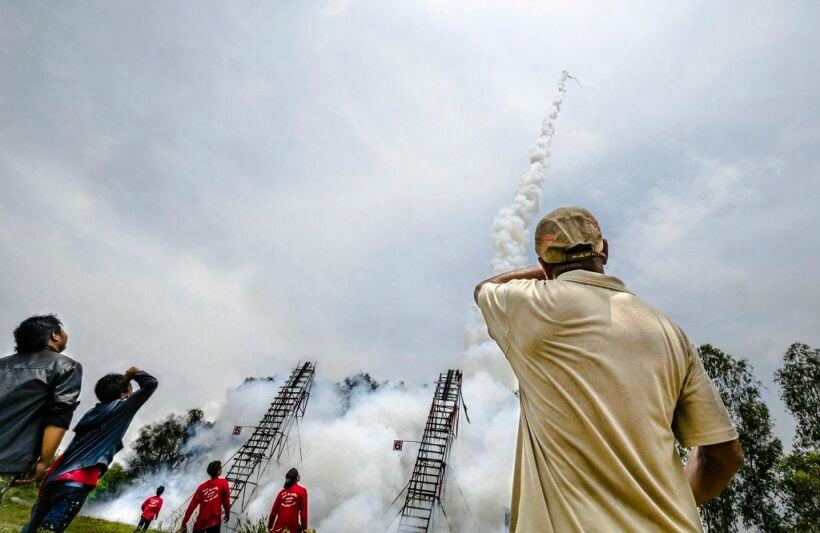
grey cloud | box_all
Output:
[1,0,819,448]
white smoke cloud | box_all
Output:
[86,72,573,532]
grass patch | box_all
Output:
[0,483,162,533]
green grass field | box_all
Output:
[0,484,162,533]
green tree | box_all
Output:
[775,342,820,531]
[697,344,784,532]
[336,373,386,412]
[777,451,820,531]
[126,408,208,479]
[775,343,820,450]
[87,462,128,503]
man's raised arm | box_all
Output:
[474,266,545,304]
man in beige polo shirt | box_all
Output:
[475,207,743,532]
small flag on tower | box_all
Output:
[393,440,403,451]
[232,426,242,436]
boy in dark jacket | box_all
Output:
[23,367,158,533]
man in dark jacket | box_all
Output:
[0,315,82,484]
[23,367,158,533]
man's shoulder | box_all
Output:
[625,295,683,329]
[16,350,80,367]
[51,352,82,372]
[493,278,540,289]
[0,350,81,374]
[55,351,80,364]
[479,278,542,300]
[0,351,45,367]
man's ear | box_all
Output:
[601,239,609,266]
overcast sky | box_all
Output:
[2,1,818,445]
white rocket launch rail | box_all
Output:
[393,369,465,532]
[166,361,316,530]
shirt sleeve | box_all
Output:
[672,345,739,447]
[44,360,83,428]
[476,283,512,353]
[301,489,308,528]
[221,479,231,515]
[182,489,199,525]
[122,371,159,414]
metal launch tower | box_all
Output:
[225,360,316,513]
[167,361,316,530]
[396,369,464,533]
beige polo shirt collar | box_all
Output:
[556,269,633,294]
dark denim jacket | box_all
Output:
[44,371,158,484]
[0,350,82,475]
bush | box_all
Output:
[88,462,128,503]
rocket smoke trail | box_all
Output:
[465,71,576,385]
[490,70,576,274]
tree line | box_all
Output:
[697,342,819,532]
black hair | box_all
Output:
[207,460,222,478]
[13,314,63,353]
[95,373,130,403]
[284,468,299,489]
[156,486,165,496]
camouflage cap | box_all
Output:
[534,206,604,264]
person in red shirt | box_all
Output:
[267,468,308,533]
[180,460,231,533]
[135,485,165,532]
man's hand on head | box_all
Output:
[125,367,141,379]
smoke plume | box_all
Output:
[87,72,573,532]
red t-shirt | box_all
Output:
[182,477,231,531]
[49,454,102,487]
[141,495,164,520]
[268,483,308,533]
